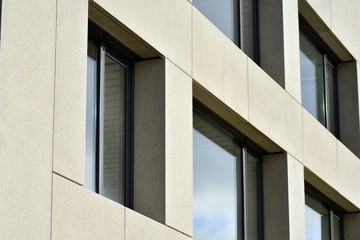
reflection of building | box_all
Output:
[0,0,360,239]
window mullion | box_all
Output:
[98,45,106,196]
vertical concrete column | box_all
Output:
[337,62,360,157]
[344,213,360,240]
[134,58,193,235]
[263,153,305,240]
[258,0,301,102]
[0,0,56,239]
[53,0,88,184]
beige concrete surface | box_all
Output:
[134,59,193,235]
[193,8,249,120]
[263,154,305,240]
[88,3,159,59]
[283,0,301,103]
[92,0,192,74]
[248,60,303,162]
[52,174,125,240]
[0,0,56,239]
[302,109,338,188]
[126,208,191,240]
[337,141,360,207]
[304,0,332,27]
[52,0,88,185]
[287,155,306,240]
[331,0,360,62]
[134,59,166,223]
[165,60,193,236]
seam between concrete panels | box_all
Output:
[53,172,83,187]
[50,0,59,239]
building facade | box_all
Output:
[0,0,360,239]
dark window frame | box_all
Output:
[299,16,340,137]
[305,183,345,240]
[193,100,264,240]
[87,22,139,208]
[0,0,2,40]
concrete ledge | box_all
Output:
[52,174,125,240]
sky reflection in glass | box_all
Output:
[193,127,238,240]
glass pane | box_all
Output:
[324,58,336,135]
[85,38,98,191]
[240,0,255,60]
[193,112,239,240]
[193,0,236,42]
[300,31,325,125]
[100,53,126,204]
[305,192,330,240]
[331,212,341,240]
[244,151,259,240]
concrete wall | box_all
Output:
[0,0,360,239]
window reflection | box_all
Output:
[193,109,261,240]
[300,30,325,124]
[193,119,239,240]
[193,0,236,42]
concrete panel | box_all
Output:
[337,62,360,158]
[193,8,249,120]
[283,0,301,102]
[287,155,306,240]
[193,83,282,153]
[53,0,88,185]
[134,59,193,235]
[0,0,56,239]
[92,0,192,74]
[331,0,360,62]
[337,141,360,208]
[126,208,191,240]
[88,3,159,59]
[259,0,301,102]
[302,0,332,28]
[248,60,303,162]
[52,174,125,240]
[258,0,285,88]
[134,59,166,223]
[344,213,360,240]
[165,60,193,235]
[302,109,338,187]
[263,154,305,240]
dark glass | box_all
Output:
[85,38,98,192]
[244,151,259,240]
[101,53,126,204]
[193,111,239,240]
[193,0,236,42]
[324,58,336,135]
[305,192,330,240]
[300,30,325,125]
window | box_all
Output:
[305,185,344,240]
[193,105,262,240]
[85,23,135,207]
[299,20,339,136]
[192,0,257,61]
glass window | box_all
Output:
[193,0,257,60]
[85,25,134,206]
[305,188,344,240]
[299,27,338,136]
[193,108,261,240]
